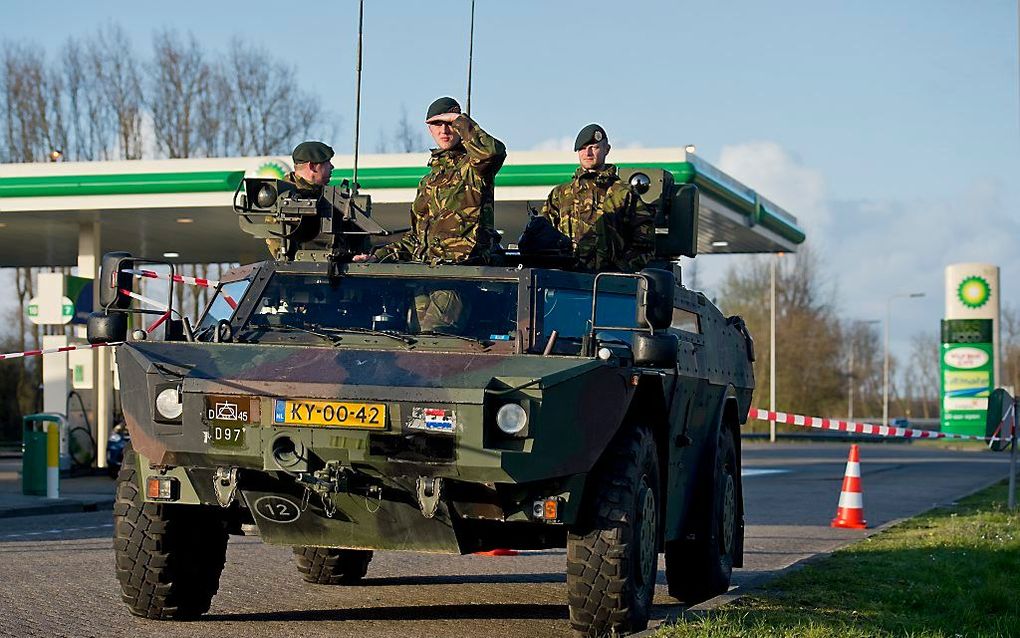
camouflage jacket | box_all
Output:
[540,164,655,272]
[375,116,506,264]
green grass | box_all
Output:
[656,481,1020,638]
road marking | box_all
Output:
[0,523,113,540]
[742,468,790,477]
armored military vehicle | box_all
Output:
[89,170,755,637]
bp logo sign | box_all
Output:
[957,276,991,309]
[253,161,289,179]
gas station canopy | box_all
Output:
[0,148,804,268]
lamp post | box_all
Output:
[883,292,925,427]
[848,319,880,422]
[769,252,783,442]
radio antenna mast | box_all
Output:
[352,0,365,193]
[466,0,475,116]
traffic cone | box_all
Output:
[831,444,867,529]
[474,548,518,556]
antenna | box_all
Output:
[352,0,365,193]
[466,0,475,116]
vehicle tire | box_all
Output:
[566,425,660,637]
[664,426,739,604]
[113,446,228,619]
[293,546,373,584]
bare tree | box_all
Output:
[0,44,67,162]
[87,24,143,159]
[216,39,328,156]
[391,105,426,153]
[718,245,846,418]
[61,37,115,160]
[148,30,209,158]
[906,331,939,418]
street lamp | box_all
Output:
[848,319,880,422]
[883,292,925,427]
[769,252,784,442]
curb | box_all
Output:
[0,497,115,519]
[629,471,1014,637]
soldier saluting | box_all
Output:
[356,96,506,264]
[540,124,655,272]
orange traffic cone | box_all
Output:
[474,548,519,556]
[831,444,867,529]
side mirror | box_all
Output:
[87,312,127,344]
[99,251,134,309]
[636,268,675,330]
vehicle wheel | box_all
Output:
[293,546,373,584]
[664,427,738,604]
[113,446,228,619]
[566,425,660,637]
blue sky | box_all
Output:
[2,0,1019,380]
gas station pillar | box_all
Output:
[78,221,111,468]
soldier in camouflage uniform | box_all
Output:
[266,141,335,259]
[355,97,506,330]
[540,124,655,273]
[361,96,506,266]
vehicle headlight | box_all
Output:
[155,387,183,421]
[496,403,528,436]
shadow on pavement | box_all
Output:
[202,602,570,623]
[361,572,565,586]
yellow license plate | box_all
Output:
[273,399,386,429]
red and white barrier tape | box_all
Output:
[125,269,237,309]
[751,408,992,442]
[126,268,219,289]
[0,342,120,361]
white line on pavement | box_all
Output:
[0,523,113,540]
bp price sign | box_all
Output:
[940,319,994,436]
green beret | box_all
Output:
[292,141,334,164]
[574,124,608,151]
[426,96,462,121]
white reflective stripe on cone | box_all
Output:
[838,491,863,509]
[844,461,861,478]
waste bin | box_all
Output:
[22,414,65,497]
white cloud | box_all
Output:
[691,141,1020,374]
[717,141,832,235]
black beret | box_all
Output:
[574,124,608,151]
[426,96,462,121]
[292,141,334,164]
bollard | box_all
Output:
[46,421,59,499]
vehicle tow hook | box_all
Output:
[416,476,443,519]
[213,467,239,508]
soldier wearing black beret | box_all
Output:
[539,124,655,272]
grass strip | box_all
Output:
[656,480,1020,638]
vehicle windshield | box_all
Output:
[196,278,252,335]
[536,284,639,354]
[236,274,518,344]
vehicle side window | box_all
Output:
[671,308,700,334]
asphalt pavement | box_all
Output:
[0,441,1011,637]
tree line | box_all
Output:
[0,24,333,163]
[716,246,1020,431]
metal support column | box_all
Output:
[79,221,111,468]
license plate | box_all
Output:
[274,399,386,429]
[206,425,245,447]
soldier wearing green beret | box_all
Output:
[357,96,506,266]
[540,124,655,273]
